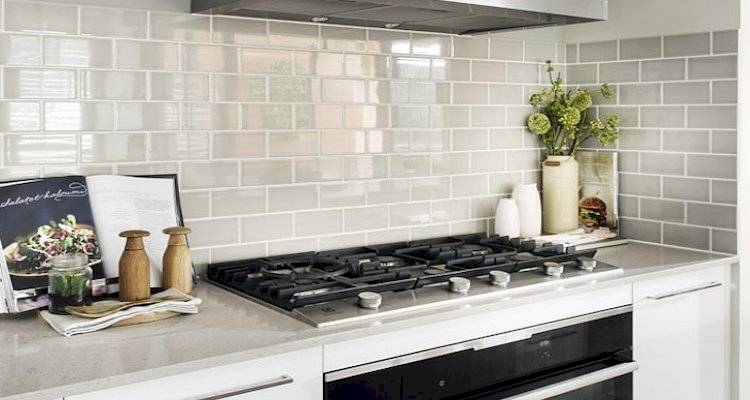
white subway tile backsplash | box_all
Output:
[453,36,488,59]
[182,161,238,189]
[45,102,113,131]
[713,30,738,54]
[4,134,76,164]
[320,182,366,208]
[4,1,77,34]
[490,38,523,61]
[295,210,343,236]
[241,159,293,185]
[117,102,178,131]
[688,55,737,79]
[295,157,344,182]
[620,37,661,60]
[150,131,209,161]
[345,206,388,232]
[212,132,265,159]
[81,7,147,38]
[452,174,488,196]
[81,70,146,100]
[0,6,732,256]
[243,48,294,75]
[212,17,267,45]
[190,218,239,247]
[116,40,178,70]
[212,188,266,216]
[80,132,146,163]
[45,37,112,67]
[269,21,319,49]
[0,101,40,131]
[295,51,343,76]
[412,34,451,57]
[368,30,410,54]
[150,12,210,42]
[320,130,365,155]
[182,44,237,72]
[664,33,710,57]
[150,72,209,101]
[269,77,314,102]
[183,103,239,130]
[270,131,319,157]
[4,68,76,99]
[268,185,318,212]
[321,26,366,52]
[243,104,293,129]
[0,34,41,65]
[471,61,508,83]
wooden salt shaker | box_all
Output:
[118,230,152,302]
[162,226,193,294]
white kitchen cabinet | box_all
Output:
[65,347,322,400]
[633,264,731,400]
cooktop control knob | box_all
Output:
[449,277,471,294]
[357,292,382,309]
[489,270,511,287]
[543,261,564,277]
[578,257,597,271]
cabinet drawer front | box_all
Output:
[66,347,322,400]
[633,264,729,303]
[324,285,631,372]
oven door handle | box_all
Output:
[502,361,638,400]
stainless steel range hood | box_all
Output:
[192,0,607,35]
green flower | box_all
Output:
[600,83,614,99]
[558,106,581,128]
[529,93,545,107]
[605,114,622,127]
[527,112,551,135]
[570,90,592,111]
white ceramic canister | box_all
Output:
[542,155,579,233]
[512,183,542,237]
[494,198,521,238]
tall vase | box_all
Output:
[542,155,579,233]
[512,183,542,237]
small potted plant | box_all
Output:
[48,253,92,314]
[526,61,621,233]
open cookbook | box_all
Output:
[0,175,184,313]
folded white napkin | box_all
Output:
[40,288,202,337]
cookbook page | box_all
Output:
[86,175,180,288]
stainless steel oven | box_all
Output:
[325,306,635,400]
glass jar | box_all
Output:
[47,254,92,314]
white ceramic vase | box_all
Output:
[542,155,579,233]
[494,198,521,238]
[512,183,542,237]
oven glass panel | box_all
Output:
[325,311,632,400]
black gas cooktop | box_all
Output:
[207,233,598,312]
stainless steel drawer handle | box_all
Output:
[194,375,294,400]
[647,282,722,301]
[503,362,638,400]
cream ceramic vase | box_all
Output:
[542,155,579,233]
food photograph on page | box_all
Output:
[0,176,106,312]
[577,151,619,231]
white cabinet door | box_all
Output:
[66,347,322,400]
[633,264,731,400]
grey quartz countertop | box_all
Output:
[0,242,737,400]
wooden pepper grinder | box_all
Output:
[162,226,193,294]
[118,230,152,302]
